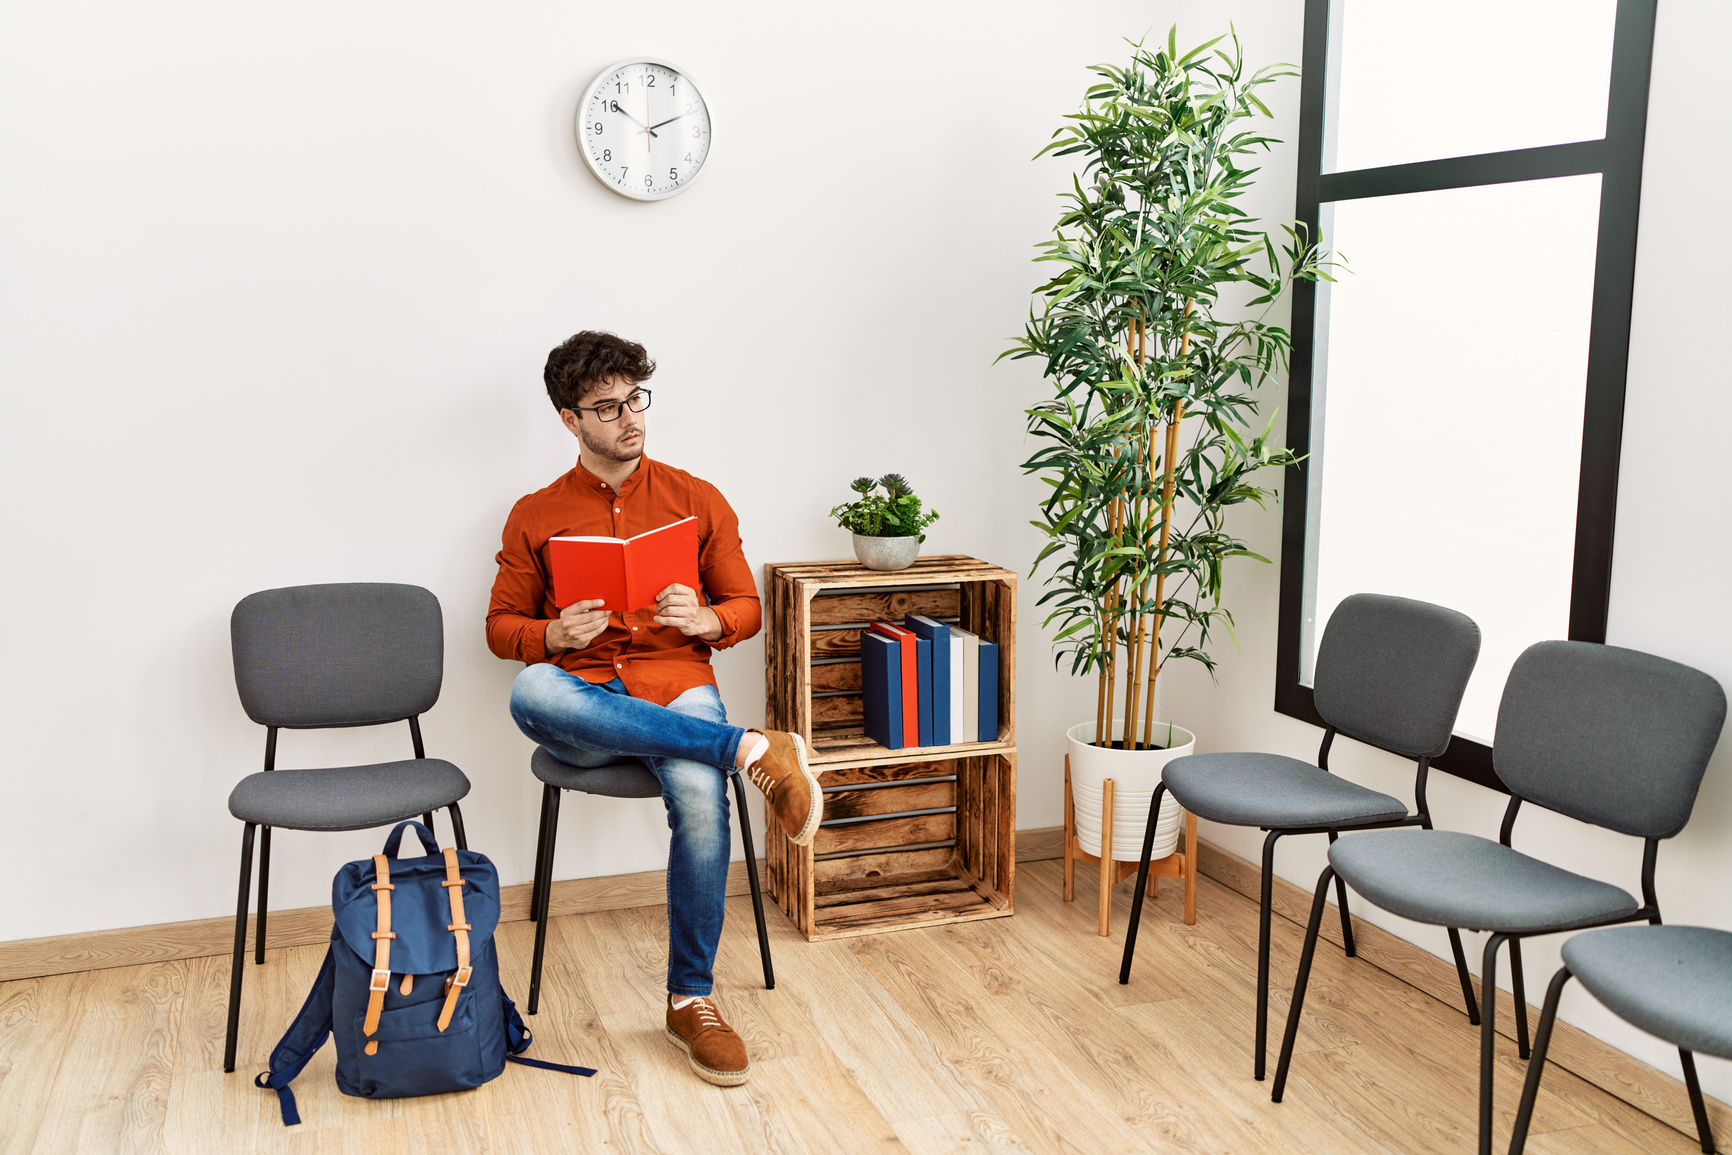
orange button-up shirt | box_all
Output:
[486,455,761,706]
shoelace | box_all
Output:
[745,761,777,800]
[689,998,725,1032]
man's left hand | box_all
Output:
[654,583,723,642]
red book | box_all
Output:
[548,516,700,612]
[870,621,919,747]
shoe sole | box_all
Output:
[665,1026,751,1086]
[787,732,823,847]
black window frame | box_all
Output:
[1276,0,1658,791]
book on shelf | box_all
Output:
[946,627,965,745]
[951,626,980,740]
[903,614,951,746]
[547,516,699,613]
[859,629,904,749]
[869,621,919,748]
[977,637,999,742]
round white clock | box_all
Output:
[576,58,712,201]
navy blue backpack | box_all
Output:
[255,821,593,1124]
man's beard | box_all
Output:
[579,425,644,465]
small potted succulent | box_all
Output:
[829,474,940,571]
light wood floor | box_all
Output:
[0,860,1701,1154]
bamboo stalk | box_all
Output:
[1142,302,1193,749]
[1122,318,1152,751]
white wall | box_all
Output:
[0,0,1308,942]
[1162,0,1732,1103]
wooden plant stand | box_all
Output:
[1063,754,1197,936]
[762,556,1016,941]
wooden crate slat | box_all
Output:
[817,759,957,788]
[820,780,955,820]
[811,663,862,692]
[812,694,863,727]
[814,887,989,924]
[811,627,865,660]
[813,813,955,857]
[812,896,998,936]
[812,876,976,908]
[813,865,959,896]
[807,588,961,626]
[810,847,957,886]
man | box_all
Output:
[487,330,821,1087]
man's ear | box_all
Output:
[560,408,582,437]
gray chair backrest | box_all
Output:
[1493,640,1726,839]
[1312,593,1481,760]
[231,583,443,729]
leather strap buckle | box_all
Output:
[452,965,473,989]
[369,968,391,993]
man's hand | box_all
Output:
[546,599,610,653]
[654,584,723,642]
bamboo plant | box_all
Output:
[1002,29,1329,751]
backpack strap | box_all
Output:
[363,854,394,1039]
[254,945,338,1125]
[436,847,472,1032]
[501,992,597,1077]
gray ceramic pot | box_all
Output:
[851,533,920,571]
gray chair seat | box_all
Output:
[227,759,469,831]
[1330,829,1640,934]
[1163,751,1410,828]
[530,746,663,797]
[1562,926,1732,1060]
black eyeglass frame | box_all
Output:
[568,389,652,422]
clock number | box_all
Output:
[644,174,653,187]
[615,79,628,94]
[609,100,620,114]
[602,149,611,162]
[645,73,655,87]
[592,122,603,134]
[691,124,701,138]
[670,82,677,98]
[620,166,628,179]
[683,153,692,163]
[669,168,678,182]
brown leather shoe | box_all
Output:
[743,730,822,846]
[666,996,750,1086]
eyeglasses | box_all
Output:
[570,389,652,422]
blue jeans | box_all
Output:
[508,663,749,996]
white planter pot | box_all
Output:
[1067,719,1195,862]
[851,533,920,571]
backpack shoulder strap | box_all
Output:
[253,945,337,1125]
[501,991,596,1077]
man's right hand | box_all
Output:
[545,599,610,653]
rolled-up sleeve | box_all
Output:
[697,484,761,650]
[486,498,554,665]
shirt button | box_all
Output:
[632,626,638,631]
[615,508,621,513]
[616,663,622,668]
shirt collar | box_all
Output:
[573,453,654,494]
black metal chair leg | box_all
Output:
[1255,829,1282,1080]
[730,773,775,990]
[254,826,271,964]
[1509,936,1531,1059]
[529,785,552,921]
[1510,966,1573,1155]
[1681,1049,1718,1154]
[528,785,561,1016]
[223,823,257,1074]
[1326,831,1356,957]
[1448,927,1482,1024]
[421,811,436,836]
[1480,934,1507,1155]
[448,800,468,851]
[1272,865,1335,1102]
[1118,783,1167,985]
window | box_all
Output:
[1276,0,1657,789]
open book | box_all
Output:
[548,516,700,612]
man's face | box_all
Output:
[561,374,648,465]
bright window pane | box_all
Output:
[1303,174,1601,742]
[1326,0,1618,173]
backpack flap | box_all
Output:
[331,843,500,977]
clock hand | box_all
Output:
[609,102,657,136]
[644,111,689,132]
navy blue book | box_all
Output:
[860,629,904,749]
[912,636,933,747]
[977,638,999,742]
[903,614,951,746]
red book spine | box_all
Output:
[871,622,919,748]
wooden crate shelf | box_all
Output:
[762,557,1017,941]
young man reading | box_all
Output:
[487,330,821,1087]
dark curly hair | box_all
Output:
[544,330,656,412]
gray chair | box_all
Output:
[223,583,472,1074]
[1119,593,1482,1080]
[1512,926,1732,1154]
[1273,640,1726,1155]
[525,746,774,1015]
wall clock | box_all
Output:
[576,58,712,201]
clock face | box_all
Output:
[577,59,712,201]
